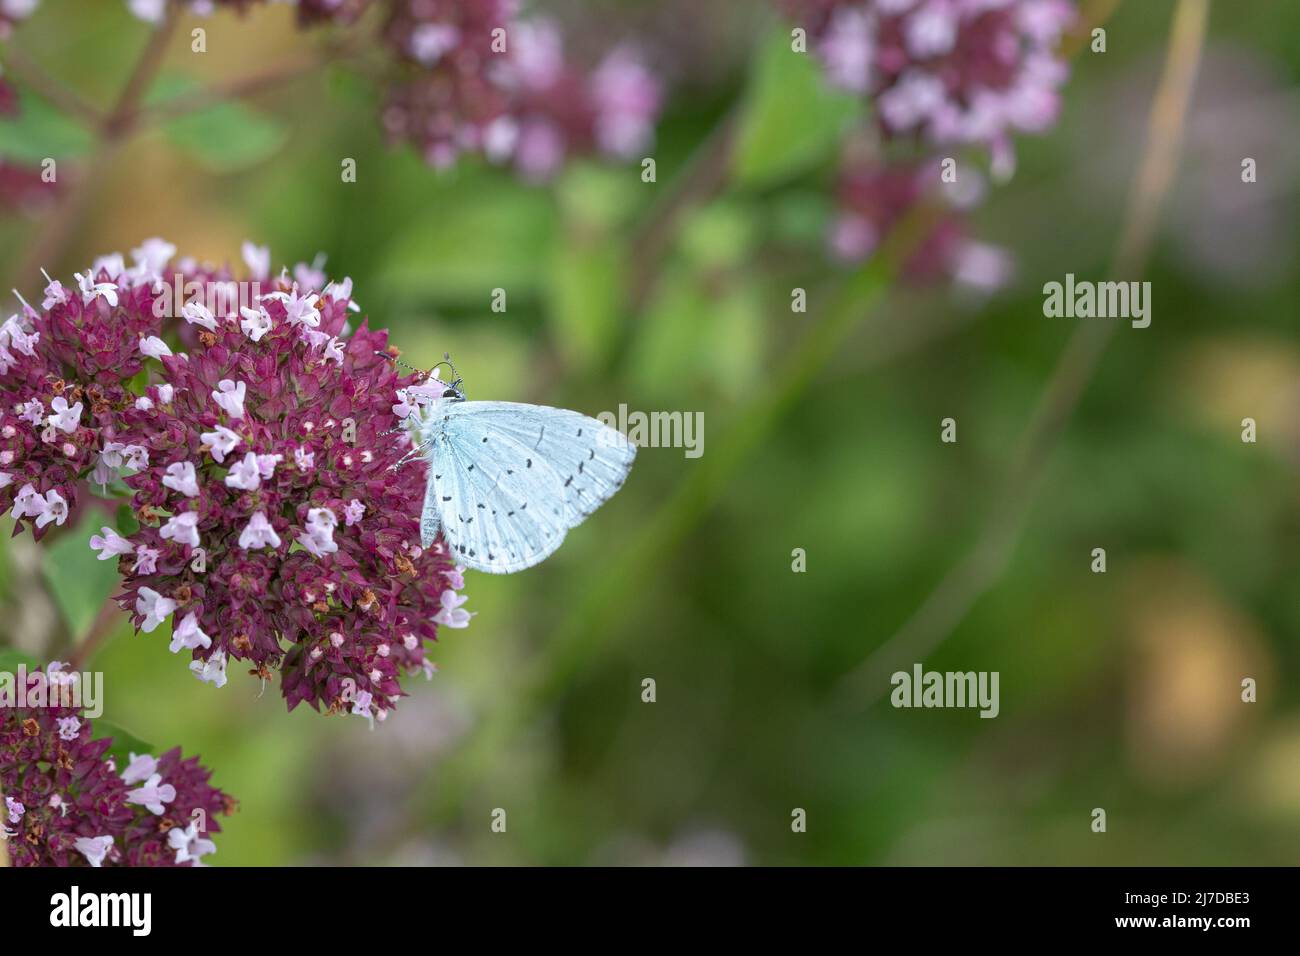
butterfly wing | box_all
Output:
[448,401,635,526]
[423,407,572,573]
[420,473,442,549]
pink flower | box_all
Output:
[169,611,213,654]
[139,335,172,359]
[432,589,474,628]
[160,510,201,549]
[238,511,282,551]
[167,820,216,866]
[125,772,177,815]
[344,498,365,526]
[296,506,338,557]
[133,546,160,575]
[239,305,272,342]
[56,716,81,741]
[162,460,201,497]
[224,451,263,490]
[45,396,81,433]
[34,489,68,528]
[241,241,271,281]
[200,425,241,463]
[136,587,178,632]
[786,0,1076,176]
[121,752,158,786]
[590,47,662,158]
[74,836,115,868]
[182,300,218,331]
[381,2,662,180]
[190,649,228,688]
[90,526,136,560]
[211,378,248,419]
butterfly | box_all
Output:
[399,359,635,574]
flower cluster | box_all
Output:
[381,1,661,179]
[0,241,471,721]
[829,161,1012,290]
[776,1,1076,284]
[1,664,233,867]
[118,0,662,181]
[128,0,365,26]
[785,0,1076,179]
[0,242,177,541]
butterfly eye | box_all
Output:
[442,388,461,399]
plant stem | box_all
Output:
[68,598,123,671]
[7,7,181,291]
[835,0,1210,707]
[625,112,739,312]
[102,4,182,141]
[0,47,102,128]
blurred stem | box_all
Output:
[7,6,180,290]
[139,55,326,124]
[625,112,739,314]
[4,534,62,658]
[836,0,1210,707]
[102,5,181,141]
[135,30,370,127]
[68,598,123,671]
[0,47,102,128]
[426,204,941,819]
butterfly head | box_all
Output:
[431,353,466,402]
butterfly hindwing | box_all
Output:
[444,401,635,527]
[420,474,442,549]
[425,410,571,573]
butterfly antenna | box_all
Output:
[374,350,432,377]
[442,352,465,395]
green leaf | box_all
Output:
[733,30,863,188]
[378,183,555,307]
[628,264,709,396]
[41,512,121,641]
[547,233,624,370]
[0,87,94,164]
[115,504,140,537]
[679,201,756,270]
[0,648,44,674]
[151,75,288,173]
[92,719,155,767]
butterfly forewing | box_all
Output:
[445,401,635,526]
[425,409,571,573]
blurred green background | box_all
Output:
[3,0,1300,865]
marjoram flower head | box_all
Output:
[784,0,1077,179]
[380,0,661,178]
[0,241,468,724]
[1,662,233,867]
[114,0,662,182]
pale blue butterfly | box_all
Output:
[397,357,635,574]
